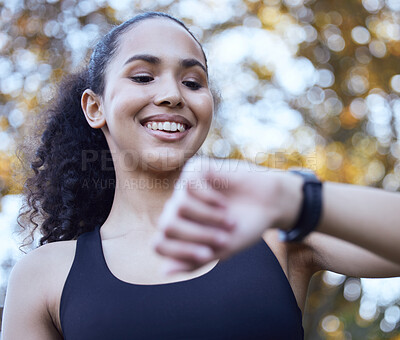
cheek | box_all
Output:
[104,87,148,121]
[194,93,214,123]
[203,99,214,129]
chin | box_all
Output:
[139,148,197,174]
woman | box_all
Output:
[2,12,399,340]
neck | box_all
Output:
[101,167,181,238]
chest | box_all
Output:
[60,238,304,339]
[50,232,310,339]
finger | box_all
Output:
[204,168,231,193]
[186,179,229,209]
[154,237,214,266]
[177,196,235,231]
[162,218,230,249]
[162,258,195,275]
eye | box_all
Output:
[182,80,202,90]
[130,75,154,83]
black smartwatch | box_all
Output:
[279,170,323,242]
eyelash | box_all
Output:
[182,80,202,90]
[130,75,153,83]
[130,76,203,90]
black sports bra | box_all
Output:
[60,226,304,339]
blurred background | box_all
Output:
[0,0,400,338]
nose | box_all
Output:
[153,75,184,108]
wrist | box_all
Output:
[267,171,304,232]
[279,170,323,242]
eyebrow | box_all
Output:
[180,58,207,74]
[123,54,207,74]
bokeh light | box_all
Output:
[0,0,399,338]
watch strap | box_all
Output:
[279,170,323,242]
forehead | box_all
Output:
[112,18,205,65]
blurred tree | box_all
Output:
[0,0,399,338]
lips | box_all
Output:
[140,113,192,128]
[139,113,192,142]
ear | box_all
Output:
[81,89,106,129]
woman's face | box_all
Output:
[98,18,213,173]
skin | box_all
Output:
[154,157,400,269]
[3,18,400,340]
[154,157,400,304]
[318,182,400,264]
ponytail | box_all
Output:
[18,70,115,247]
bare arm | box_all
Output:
[2,246,63,340]
[317,182,400,264]
[154,157,400,274]
[306,231,400,277]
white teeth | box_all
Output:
[144,121,187,132]
[163,122,171,131]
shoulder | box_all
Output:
[262,230,317,273]
[12,239,77,275]
[261,229,319,311]
[262,229,323,274]
[3,240,77,339]
[9,240,78,309]
[8,240,77,304]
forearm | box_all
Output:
[155,158,400,272]
[317,182,400,263]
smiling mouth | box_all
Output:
[142,121,190,133]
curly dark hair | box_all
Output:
[17,12,208,248]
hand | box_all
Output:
[153,157,303,273]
